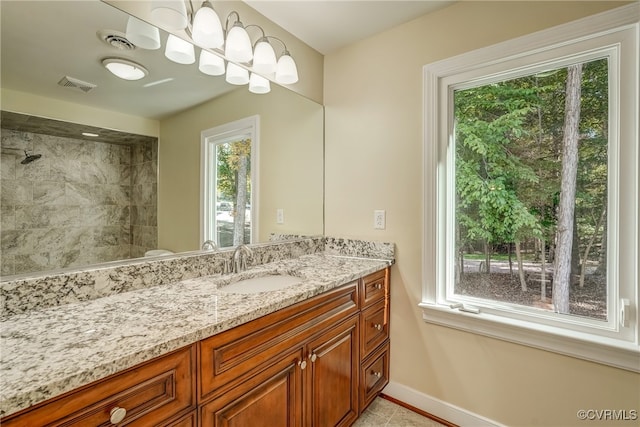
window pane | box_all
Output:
[452,58,608,321]
[215,139,252,248]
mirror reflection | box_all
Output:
[0,0,324,279]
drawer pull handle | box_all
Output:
[298,360,307,370]
[310,353,318,362]
[372,371,382,379]
[373,323,383,331]
[376,283,383,290]
[110,407,127,424]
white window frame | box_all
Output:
[421,5,639,372]
[200,115,260,247]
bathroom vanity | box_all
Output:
[0,238,393,426]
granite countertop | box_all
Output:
[0,253,390,418]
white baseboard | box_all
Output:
[382,381,505,426]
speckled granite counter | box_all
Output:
[0,253,391,417]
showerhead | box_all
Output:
[21,150,42,165]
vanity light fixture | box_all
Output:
[165,34,195,64]
[224,12,253,63]
[225,62,249,85]
[246,25,277,76]
[199,49,225,76]
[102,58,149,80]
[249,73,270,94]
[191,1,223,49]
[150,0,188,31]
[125,16,161,50]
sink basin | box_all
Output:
[220,274,302,294]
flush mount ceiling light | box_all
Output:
[102,58,148,80]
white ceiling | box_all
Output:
[245,1,454,54]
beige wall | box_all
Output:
[324,2,638,426]
[0,88,159,137]
[158,84,324,253]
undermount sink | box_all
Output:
[219,274,302,294]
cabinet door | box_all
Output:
[2,345,196,427]
[200,349,304,427]
[306,315,359,427]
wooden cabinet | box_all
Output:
[2,345,197,427]
[305,315,359,427]
[2,267,390,427]
[359,268,390,413]
[199,281,360,427]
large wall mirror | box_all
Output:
[0,0,324,279]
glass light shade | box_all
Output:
[125,16,161,50]
[252,39,277,75]
[249,73,270,94]
[192,4,224,49]
[224,23,252,63]
[275,53,299,84]
[199,50,225,76]
[225,62,249,85]
[102,58,148,81]
[150,0,188,30]
[165,34,195,64]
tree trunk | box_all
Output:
[595,216,608,277]
[483,241,491,273]
[515,241,527,291]
[580,206,606,288]
[540,238,547,302]
[552,64,583,314]
[233,154,248,246]
[571,211,581,284]
[508,243,514,276]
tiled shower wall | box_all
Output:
[0,128,157,276]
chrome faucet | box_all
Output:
[202,240,218,251]
[231,244,253,274]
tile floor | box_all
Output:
[353,397,449,427]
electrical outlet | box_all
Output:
[374,210,386,229]
[276,209,284,224]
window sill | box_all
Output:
[419,302,640,372]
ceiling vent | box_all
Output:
[57,76,97,93]
[97,30,136,50]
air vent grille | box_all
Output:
[57,76,97,93]
[97,30,136,50]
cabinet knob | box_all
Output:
[376,283,383,290]
[372,371,382,379]
[298,360,307,370]
[310,353,318,362]
[110,407,127,424]
[373,323,383,331]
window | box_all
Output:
[201,116,259,248]
[421,6,638,371]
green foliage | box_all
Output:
[454,58,608,262]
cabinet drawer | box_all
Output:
[360,269,387,308]
[199,281,358,401]
[2,345,196,427]
[360,301,389,359]
[360,340,390,413]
